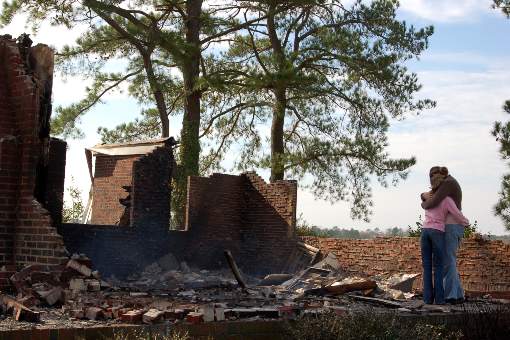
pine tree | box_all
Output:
[221,0,435,220]
[493,101,510,230]
[492,1,510,230]
[494,0,510,17]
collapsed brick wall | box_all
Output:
[0,35,67,269]
[90,154,139,225]
[303,236,510,293]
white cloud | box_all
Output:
[399,0,493,22]
[0,13,88,49]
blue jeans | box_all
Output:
[444,224,465,300]
[420,228,446,304]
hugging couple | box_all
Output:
[420,166,469,305]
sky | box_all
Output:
[1,0,510,235]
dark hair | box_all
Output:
[429,166,449,178]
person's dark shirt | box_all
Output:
[421,175,462,210]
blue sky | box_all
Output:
[2,0,510,234]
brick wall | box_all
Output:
[0,35,67,270]
[302,236,510,293]
[184,172,298,274]
[90,154,139,225]
[0,39,19,265]
[131,146,174,232]
[241,172,298,274]
[60,170,299,278]
[59,223,186,278]
[43,138,67,226]
[185,174,245,267]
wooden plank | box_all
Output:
[351,295,402,308]
[224,250,246,289]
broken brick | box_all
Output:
[143,308,164,324]
[66,260,92,277]
[69,278,86,293]
[121,310,143,323]
[85,307,104,320]
[70,309,85,319]
[38,286,63,306]
[86,279,101,292]
[186,312,204,324]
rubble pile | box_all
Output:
[0,249,507,329]
[0,254,109,322]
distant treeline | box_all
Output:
[297,225,408,238]
[297,215,510,241]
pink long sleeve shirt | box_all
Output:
[423,196,469,232]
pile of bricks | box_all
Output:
[0,254,105,321]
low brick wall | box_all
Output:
[0,320,287,340]
[302,236,510,293]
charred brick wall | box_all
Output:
[90,154,139,225]
[43,138,67,226]
[131,146,174,232]
[0,35,67,269]
[59,223,187,278]
[184,172,298,274]
[303,236,510,293]
[241,172,298,274]
[185,174,245,268]
[60,170,298,278]
[0,39,19,265]
[59,143,178,278]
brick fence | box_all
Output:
[302,236,510,293]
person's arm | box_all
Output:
[443,198,469,226]
[421,191,432,202]
[421,180,454,209]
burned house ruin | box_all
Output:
[62,139,301,278]
[0,34,303,283]
[2,34,510,299]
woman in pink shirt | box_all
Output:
[421,174,469,305]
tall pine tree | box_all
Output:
[221,0,434,220]
[492,0,510,230]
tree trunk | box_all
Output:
[270,88,286,182]
[172,0,202,228]
[180,0,202,176]
[154,90,169,137]
[143,54,169,137]
[267,4,287,182]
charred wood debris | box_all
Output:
[0,243,507,327]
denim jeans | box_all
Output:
[444,224,465,300]
[420,228,446,304]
